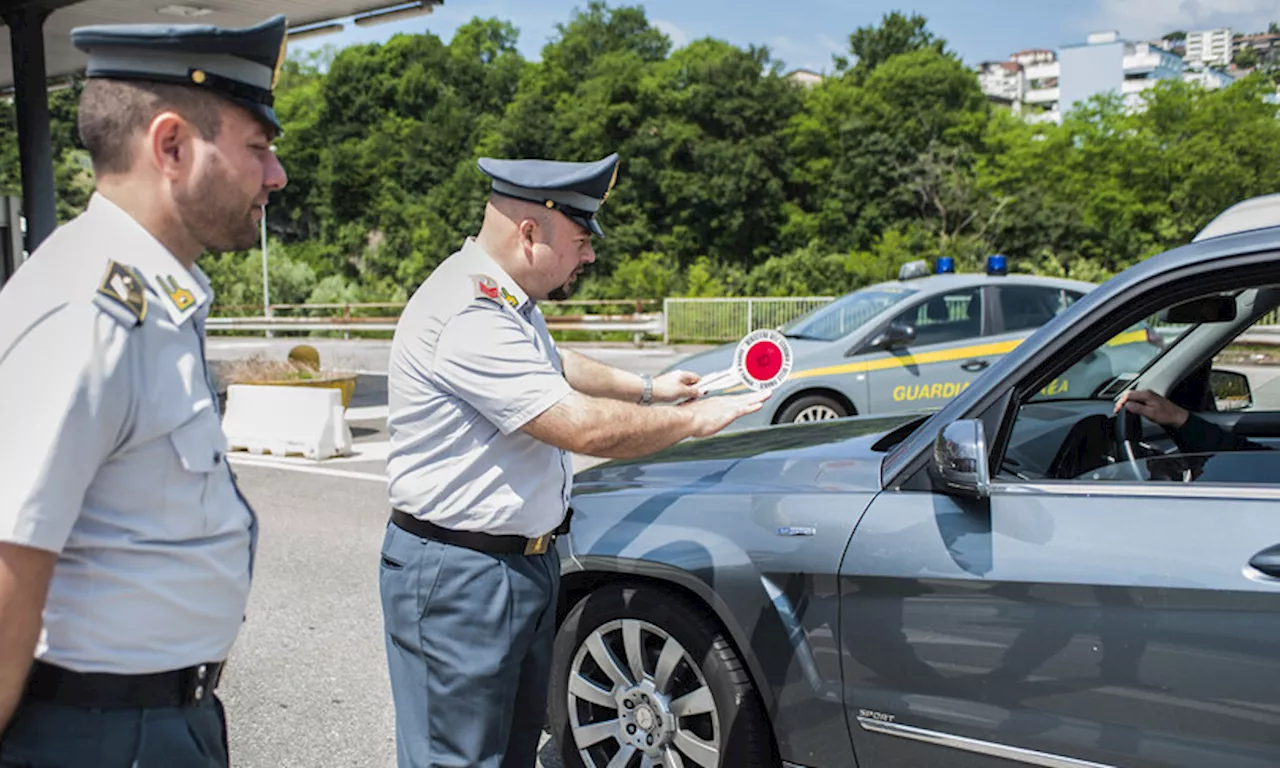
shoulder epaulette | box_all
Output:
[92,260,148,328]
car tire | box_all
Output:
[776,394,848,424]
[549,582,775,768]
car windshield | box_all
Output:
[779,285,918,342]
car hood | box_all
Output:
[572,412,926,496]
[665,337,832,376]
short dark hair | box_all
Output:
[77,78,225,175]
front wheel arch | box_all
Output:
[772,388,856,424]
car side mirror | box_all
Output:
[1211,369,1253,412]
[870,321,915,351]
[933,419,991,499]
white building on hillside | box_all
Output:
[1185,28,1233,67]
[978,30,1235,125]
[976,60,1024,108]
[786,69,823,87]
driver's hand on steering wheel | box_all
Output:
[1115,389,1189,428]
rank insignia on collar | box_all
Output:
[158,274,196,312]
[472,274,500,301]
[501,287,519,308]
[95,261,148,326]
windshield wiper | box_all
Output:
[783,332,825,341]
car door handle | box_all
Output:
[1249,544,1280,578]
[961,359,989,372]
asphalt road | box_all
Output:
[213,341,702,768]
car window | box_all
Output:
[893,287,983,347]
[1027,321,1167,403]
[998,286,1083,333]
[780,285,917,342]
[1210,312,1280,412]
[999,286,1280,484]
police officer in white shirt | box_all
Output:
[0,15,288,767]
[381,153,768,768]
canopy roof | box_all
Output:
[0,0,429,88]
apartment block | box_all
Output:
[1186,28,1233,67]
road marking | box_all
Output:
[228,440,392,464]
[346,405,389,421]
[228,455,388,483]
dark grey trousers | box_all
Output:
[0,693,228,767]
[379,521,560,768]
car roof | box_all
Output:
[1194,193,1280,243]
[863,272,1097,295]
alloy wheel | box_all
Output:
[566,618,720,768]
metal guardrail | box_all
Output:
[206,313,664,334]
[208,298,1280,346]
[208,299,664,340]
[662,296,835,344]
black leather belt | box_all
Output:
[24,659,224,710]
[391,509,570,556]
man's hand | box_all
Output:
[681,390,771,437]
[1115,389,1189,428]
[651,370,702,404]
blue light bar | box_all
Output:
[986,254,1008,276]
[936,256,955,274]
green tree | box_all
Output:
[844,11,948,79]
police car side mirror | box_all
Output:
[932,419,991,499]
[870,322,915,351]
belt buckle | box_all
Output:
[524,533,551,556]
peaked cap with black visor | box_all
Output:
[70,14,289,134]
[478,154,620,237]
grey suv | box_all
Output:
[547,195,1280,768]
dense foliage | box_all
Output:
[8,5,1280,307]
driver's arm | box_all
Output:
[1117,390,1265,452]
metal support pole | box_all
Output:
[6,7,56,254]
[261,204,271,338]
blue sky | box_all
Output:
[288,0,1280,74]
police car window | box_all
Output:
[893,287,983,347]
[781,286,917,342]
[999,286,1083,333]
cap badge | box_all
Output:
[602,162,619,204]
[272,34,288,90]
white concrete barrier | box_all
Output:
[222,384,354,460]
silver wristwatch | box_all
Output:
[639,373,653,405]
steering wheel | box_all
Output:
[1113,402,1149,481]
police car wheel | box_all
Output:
[549,582,776,768]
[777,394,847,424]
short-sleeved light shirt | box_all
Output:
[387,238,574,537]
[0,193,256,674]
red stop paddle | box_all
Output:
[698,329,793,394]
